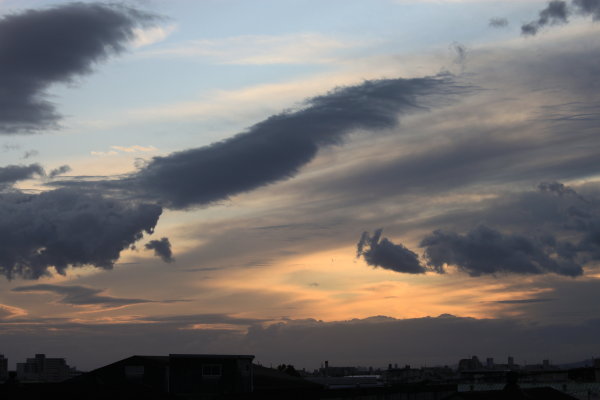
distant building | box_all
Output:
[458,356,483,371]
[318,361,359,377]
[16,354,75,382]
[0,354,7,382]
[384,365,423,384]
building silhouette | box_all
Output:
[16,354,76,382]
[0,355,7,383]
[71,354,255,397]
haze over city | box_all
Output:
[0,0,599,372]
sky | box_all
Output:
[1,0,600,372]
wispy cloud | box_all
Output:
[138,33,372,65]
[91,144,157,156]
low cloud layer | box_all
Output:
[0,189,161,279]
[1,314,598,370]
[357,229,427,274]
[522,0,600,35]
[0,2,154,133]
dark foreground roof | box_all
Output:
[443,386,577,400]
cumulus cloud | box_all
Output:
[0,188,161,279]
[352,183,600,278]
[416,182,600,277]
[356,229,428,274]
[0,2,155,133]
[12,284,152,308]
[420,225,583,277]
[145,237,174,263]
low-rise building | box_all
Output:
[70,353,255,397]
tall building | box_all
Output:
[16,353,73,382]
[0,354,7,382]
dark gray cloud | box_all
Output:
[145,237,174,263]
[522,0,569,35]
[357,229,428,274]
[420,225,583,277]
[413,182,600,277]
[48,165,71,179]
[522,0,600,35]
[489,17,509,28]
[0,164,44,188]
[0,2,154,133]
[573,0,600,18]
[76,75,465,209]
[0,188,162,279]
[7,75,464,278]
[12,284,152,308]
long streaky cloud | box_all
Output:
[89,75,464,209]
[0,2,155,133]
[12,284,152,308]
[4,75,464,278]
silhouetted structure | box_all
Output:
[16,354,76,382]
[70,354,254,397]
[0,355,7,383]
[458,356,483,371]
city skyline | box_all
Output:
[0,0,599,371]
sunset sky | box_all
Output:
[1,0,600,372]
